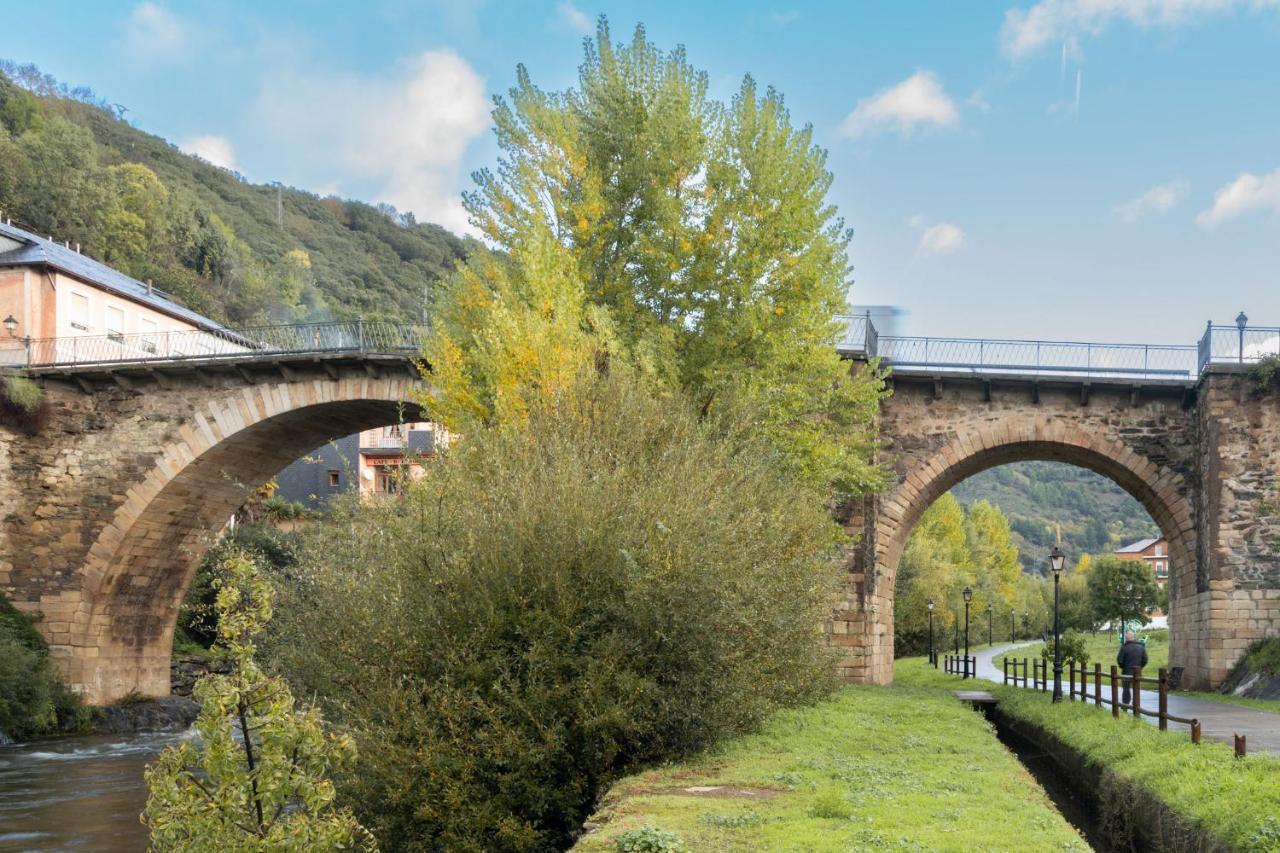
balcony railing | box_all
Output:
[1196,323,1280,372]
[1,320,428,369]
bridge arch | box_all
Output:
[864,414,1200,684]
[65,374,426,702]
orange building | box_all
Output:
[0,218,231,365]
[1114,536,1169,588]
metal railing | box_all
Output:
[1197,323,1280,372]
[839,314,1280,381]
[1,320,428,369]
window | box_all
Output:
[328,470,340,487]
[1154,561,1166,577]
[375,466,400,494]
[70,292,90,331]
[1154,544,1164,556]
[140,318,158,354]
[106,306,125,342]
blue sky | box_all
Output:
[5,1,1280,343]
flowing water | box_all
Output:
[0,731,185,852]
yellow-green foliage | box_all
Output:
[143,553,374,851]
[429,18,886,496]
[574,676,1088,852]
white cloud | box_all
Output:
[770,10,801,24]
[1113,179,1189,223]
[911,217,967,256]
[180,135,237,172]
[839,71,959,140]
[1196,168,1280,228]
[123,3,186,59]
[255,50,490,234]
[556,2,594,35]
[1001,0,1280,60]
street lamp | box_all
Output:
[1049,546,1066,702]
[1010,608,1016,643]
[926,599,935,666]
[1236,311,1249,364]
[962,586,973,679]
[2,315,16,337]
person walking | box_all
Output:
[1117,630,1148,706]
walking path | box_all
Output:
[961,642,1280,755]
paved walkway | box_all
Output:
[955,642,1280,755]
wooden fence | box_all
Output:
[943,654,977,679]
[1002,656,1204,745]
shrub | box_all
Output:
[0,374,47,434]
[0,596,84,740]
[1041,629,1090,669]
[270,371,845,850]
[144,552,374,850]
[1245,637,1280,676]
[614,825,686,852]
[3,375,42,411]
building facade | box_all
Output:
[1114,536,1170,588]
[274,423,447,509]
[0,219,233,365]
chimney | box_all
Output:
[146,278,154,295]
[75,243,81,253]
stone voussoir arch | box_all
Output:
[65,373,426,702]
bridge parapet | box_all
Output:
[838,314,1280,383]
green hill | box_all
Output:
[0,61,472,326]
[951,461,1159,573]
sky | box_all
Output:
[4,0,1280,343]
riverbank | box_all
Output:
[900,656,1280,850]
[573,680,1089,851]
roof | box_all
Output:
[0,219,229,334]
[1114,537,1161,554]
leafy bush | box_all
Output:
[1041,629,1090,669]
[3,375,41,410]
[0,596,84,740]
[613,825,686,853]
[144,552,374,850]
[270,372,845,850]
[0,374,47,434]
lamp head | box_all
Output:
[2,315,16,336]
[962,586,973,603]
[926,599,934,612]
[1236,311,1249,331]
[1049,546,1066,575]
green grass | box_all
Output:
[993,629,1170,675]
[574,679,1088,852]
[898,656,1280,851]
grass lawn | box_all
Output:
[574,680,1089,852]
[898,656,1280,851]
[993,629,1169,675]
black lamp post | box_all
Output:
[1049,546,1066,702]
[987,604,993,646]
[2,314,29,360]
[1010,608,1016,643]
[962,586,973,679]
[1237,311,1248,364]
[927,599,935,666]
[1023,610,1029,640]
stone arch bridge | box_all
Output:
[1,319,1278,701]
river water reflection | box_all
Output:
[0,731,182,852]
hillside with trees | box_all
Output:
[951,461,1159,573]
[0,62,471,326]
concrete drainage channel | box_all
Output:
[961,696,1229,852]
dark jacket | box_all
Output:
[1117,640,1148,672]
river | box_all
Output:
[0,731,183,852]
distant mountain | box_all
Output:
[951,461,1159,573]
[0,62,473,326]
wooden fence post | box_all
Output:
[1234,734,1247,758]
[1003,657,1009,685]
[1158,668,1169,732]
[1094,662,1102,707]
[1191,720,1201,745]
[1110,665,1120,718]
[1132,667,1143,719]
[1068,661,1075,700]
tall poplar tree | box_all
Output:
[428,19,886,495]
